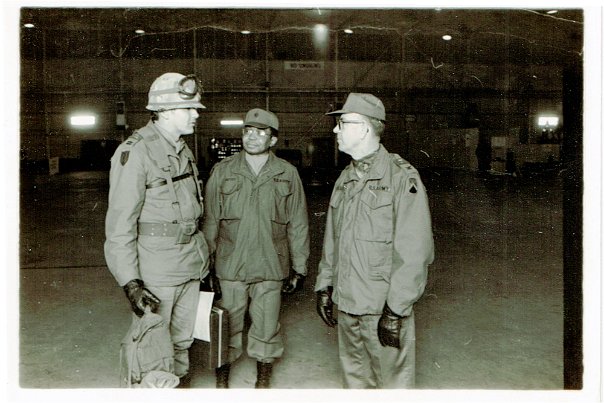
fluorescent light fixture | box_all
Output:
[314,24,328,35]
[135,29,145,34]
[70,114,96,127]
[24,23,35,28]
[344,29,353,34]
[241,30,251,35]
[220,119,244,127]
[442,34,452,41]
[538,116,559,127]
[313,24,329,50]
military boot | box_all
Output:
[215,363,230,388]
[255,361,273,389]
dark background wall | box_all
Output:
[19,8,581,173]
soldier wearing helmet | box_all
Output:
[104,72,218,387]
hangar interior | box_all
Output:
[18,7,585,391]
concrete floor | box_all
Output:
[18,168,564,391]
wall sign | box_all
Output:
[284,61,324,70]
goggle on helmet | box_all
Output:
[146,73,206,111]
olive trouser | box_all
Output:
[219,279,284,364]
[144,280,200,378]
[338,310,416,388]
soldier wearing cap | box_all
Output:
[315,93,434,388]
[104,72,217,387]
[202,108,310,388]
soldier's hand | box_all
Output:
[200,271,222,302]
[377,303,403,349]
[282,272,305,295]
[316,287,337,327]
[123,279,160,317]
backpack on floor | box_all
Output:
[119,308,178,388]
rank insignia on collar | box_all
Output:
[120,151,130,166]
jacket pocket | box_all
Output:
[145,185,173,209]
[272,229,290,275]
[329,189,344,233]
[219,178,242,219]
[272,180,292,224]
[359,239,393,276]
[357,190,393,242]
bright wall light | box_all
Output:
[538,116,559,127]
[221,119,244,127]
[70,114,96,127]
[313,24,329,50]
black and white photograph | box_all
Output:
[3,1,602,402]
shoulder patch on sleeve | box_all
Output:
[120,151,130,166]
[408,177,418,193]
[118,132,143,166]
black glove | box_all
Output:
[281,272,305,295]
[200,271,222,302]
[377,303,404,349]
[123,279,161,317]
[316,287,337,327]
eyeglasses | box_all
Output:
[242,127,270,138]
[336,118,365,130]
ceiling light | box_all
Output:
[313,24,329,49]
[23,23,35,28]
[241,30,251,35]
[134,29,145,34]
[344,29,353,34]
[546,10,558,14]
[220,119,244,127]
[442,35,452,41]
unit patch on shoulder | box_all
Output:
[120,151,130,166]
[409,177,417,193]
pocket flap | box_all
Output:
[360,190,392,209]
[220,178,239,194]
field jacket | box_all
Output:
[104,121,209,287]
[202,151,309,283]
[315,145,434,316]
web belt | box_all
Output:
[146,172,196,189]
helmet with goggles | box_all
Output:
[146,73,206,111]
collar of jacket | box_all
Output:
[342,144,389,185]
[231,151,286,183]
[138,121,194,171]
[147,121,186,156]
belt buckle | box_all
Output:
[175,221,196,244]
[181,221,196,236]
